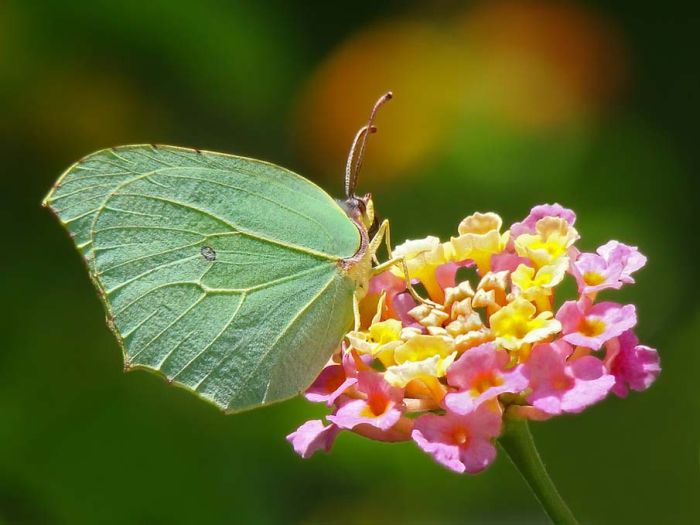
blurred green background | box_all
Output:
[1,1,698,523]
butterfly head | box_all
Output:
[340,192,376,233]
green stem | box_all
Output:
[498,416,579,525]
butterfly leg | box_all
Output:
[352,292,362,331]
[369,220,440,307]
[367,219,390,262]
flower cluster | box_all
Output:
[288,204,660,473]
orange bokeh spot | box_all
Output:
[293,19,462,182]
[293,1,627,183]
[459,0,626,129]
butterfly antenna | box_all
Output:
[344,91,393,198]
[344,125,375,198]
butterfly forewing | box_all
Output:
[44,145,360,412]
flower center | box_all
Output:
[510,318,530,339]
[551,374,573,391]
[583,272,605,286]
[529,239,565,259]
[578,317,606,337]
[452,427,470,446]
[362,393,389,417]
[324,369,345,393]
[471,371,504,394]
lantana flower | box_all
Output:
[390,236,449,302]
[490,297,561,351]
[346,317,403,365]
[605,330,661,397]
[448,212,509,274]
[412,401,502,474]
[384,334,457,390]
[511,259,568,299]
[287,420,340,459]
[444,342,528,415]
[523,341,615,415]
[304,363,357,406]
[597,241,647,284]
[557,299,637,350]
[571,240,647,294]
[288,203,659,477]
[514,216,579,268]
[327,371,404,431]
[510,203,577,238]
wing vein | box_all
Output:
[105,255,200,295]
[227,273,338,408]
[169,292,247,379]
[129,293,207,362]
[160,172,335,246]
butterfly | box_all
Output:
[43,92,409,413]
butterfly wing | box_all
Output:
[44,145,360,413]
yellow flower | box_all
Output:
[489,297,561,351]
[453,328,494,352]
[511,260,568,300]
[346,319,403,366]
[408,304,449,328]
[514,217,578,268]
[384,335,456,387]
[447,212,509,274]
[472,270,511,314]
[390,236,448,302]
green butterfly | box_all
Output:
[43,93,406,413]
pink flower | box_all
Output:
[392,292,424,331]
[597,241,647,284]
[435,260,473,290]
[305,364,357,406]
[368,269,406,299]
[571,252,625,294]
[571,241,647,293]
[523,342,615,414]
[606,331,661,398]
[368,270,407,321]
[342,346,371,377]
[557,299,637,350]
[412,402,502,474]
[287,420,340,459]
[490,252,532,273]
[327,371,404,431]
[510,203,576,238]
[445,342,528,415]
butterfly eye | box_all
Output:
[338,195,365,222]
